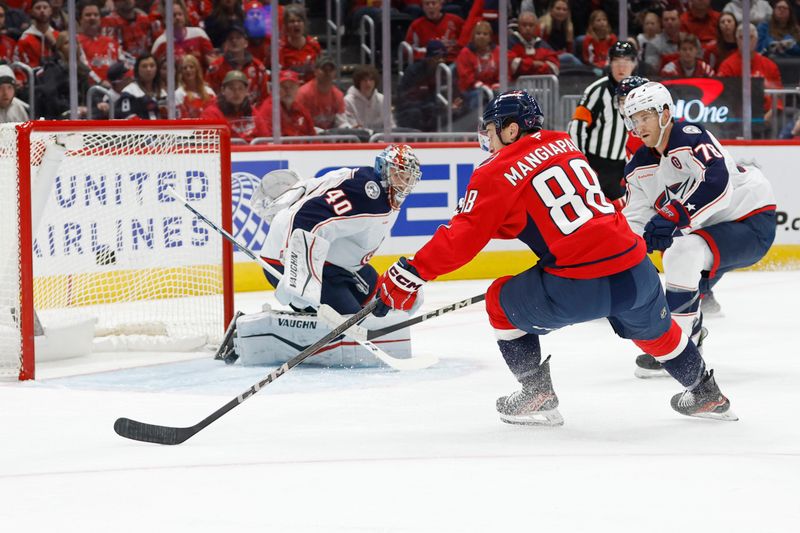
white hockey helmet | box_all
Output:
[622,81,674,130]
[375,144,422,210]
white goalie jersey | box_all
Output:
[261,167,398,272]
[623,123,776,236]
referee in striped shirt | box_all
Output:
[568,41,638,203]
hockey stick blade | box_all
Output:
[316,305,437,369]
[114,301,377,445]
[114,417,194,445]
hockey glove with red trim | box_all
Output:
[644,200,691,253]
[374,257,425,317]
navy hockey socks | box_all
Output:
[497,333,542,385]
[661,341,706,389]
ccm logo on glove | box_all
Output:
[387,263,424,291]
[374,257,425,317]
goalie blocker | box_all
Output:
[233,306,413,367]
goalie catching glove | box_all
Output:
[374,257,425,317]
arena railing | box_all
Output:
[398,41,414,78]
[86,85,115,120]
[435,62,454,132]
[766,88,800,139]
[325,0,343,73]
[559,94,583,133]
[250,134,364,145]
[476,86,495,123]
[369,131,478,143]
[359,14,376,66]
[514,75,561,129]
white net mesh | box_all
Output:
[0,123,230,379]
[0,126,21,378]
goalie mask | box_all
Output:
[374,144,422,210]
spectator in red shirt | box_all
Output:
[457,0,502,48]
[582,9,617,69]
[257,69,315,137]
[149,0,208,38]
[0,3,17,63]
[13,0,57,69]
[279,5,320,83]
[177,54,215,118]
[509,11,559,78]
[295,54,352,131]
[455,20,500,98]
[718,22,784,122]
[77,1,120,83]
[206,24,269,107]
[404,0,463,62]
[151,0,214,69]
[706,11,738,69]
[660,33,715,77]
[202,69,267,143]
[680,0,720,46]
[102,0,154,60]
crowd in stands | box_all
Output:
[0,0,798,140]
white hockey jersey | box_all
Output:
[262,167,398,272]
[623,122,776,236]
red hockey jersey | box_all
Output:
[411,130,646,281]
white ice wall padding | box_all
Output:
[0,126,21,378]
[0,123,230,379]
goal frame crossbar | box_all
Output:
[13,119,234,380]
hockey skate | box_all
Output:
[671,370,738,421]
[635,316,708,379]
[496,356,564,426]
[701,290,722,315]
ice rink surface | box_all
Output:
[1,271,799,532]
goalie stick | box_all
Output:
[165,188,436,371]
[114,301,377,445]
[318,293,486,342]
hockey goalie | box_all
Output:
[224,145,424,367]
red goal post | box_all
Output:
[1,120,234,380]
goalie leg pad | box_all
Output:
[275,229,331,308]
[233,309,412,367]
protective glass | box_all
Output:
[478,120,492,152]
[478,125,492,152]
[625,109,658,133]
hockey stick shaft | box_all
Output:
[166,188,433,371]
[165,188,284,281]
[365,293,485,340]
[114,301,378,445]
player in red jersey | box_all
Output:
[373,90,737,425]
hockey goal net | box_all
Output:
[0,120,234,380]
